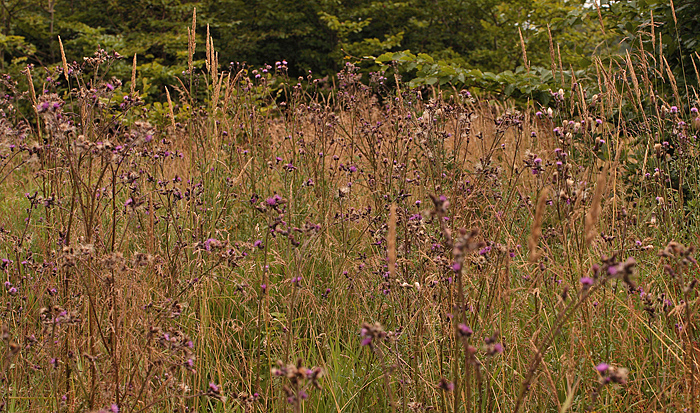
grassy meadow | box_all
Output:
[1,11,700,413]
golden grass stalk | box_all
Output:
[585,164,608,246]
[224,71,232,106]
[547,25,557,83]
[692,53,700,104]
[191,7,197,35]
[212,72,225,115]
[651,10,656,52]
[131,54,137,96]
[670,0,677,26]
[165,86,176,130]
[187,28,193,73]
[205,24,211,74]
[569,67,579,116]
[595,56,603,102]
[575,69,589,120]
[518,27,529,72]
[594,0,605,36]
[626,51,642,108]
[638,33,652,92]
[25,68,37,108]
[659,32,664,74]
[58,36,69,82]
[394,73,403,107]
[528,190,547,263]
[223,70,245,113]
[188,8,196,74]
[557,43,564,86]
[663,55,681,104]
[211,40,218,81]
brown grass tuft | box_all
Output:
[585,164,608,246]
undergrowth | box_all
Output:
[0,10,698,413]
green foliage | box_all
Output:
[596,0,700,96]
[319,10,404,64]
[203,0,335,75]
[0,0,601,80]
[2,0,696,109]
[0,34,35,68]
[375,50,586,104]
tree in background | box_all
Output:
[2,0,698,99]
[202,0,334,77]
[0,0,42,70]
[596,0,700,97]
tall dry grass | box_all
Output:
[0,9,697,413]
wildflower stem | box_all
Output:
[514,281,604,413]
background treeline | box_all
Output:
[2,0,700,100]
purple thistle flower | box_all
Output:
[266,194,282,207]
[457,323,473,337]
[204,238,219,251]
